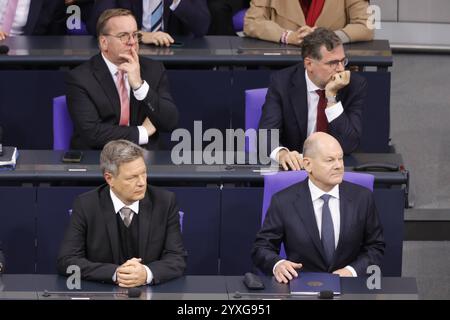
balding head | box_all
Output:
[302,133,344,191]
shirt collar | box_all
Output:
[308,178,340,201]
[101,53,120,77]
[110,188,140,214]
[305,69,322,93]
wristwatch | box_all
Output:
[326,95,337,104]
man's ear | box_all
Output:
[303,157,312,173]
[304,57,313,71]
[104,172,113,187]
[99,35,108,51]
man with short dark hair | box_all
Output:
[57,140,186,286]
[88,0,210,46]
[259,28,367,171]
[66,8,179,150]
[252,132,384,283]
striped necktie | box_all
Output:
[150,0,163,32]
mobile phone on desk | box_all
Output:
[62,151,83,163]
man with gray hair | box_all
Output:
[58,140,186,286]
[259,27,367,171]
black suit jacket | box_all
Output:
[66,53,179,149]
[252,179,385,276]
[258,64,367,155]
[23,0,66,35]
[88,0,210,37]
[57,184,187,285]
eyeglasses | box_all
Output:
[103,31,142,44]
[320,57,349,70]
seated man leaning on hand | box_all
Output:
[258,28,367,171]
[252,132,384,283]
[66,8,179,150]
[57,140,187,286]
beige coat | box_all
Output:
[244,0,374,43]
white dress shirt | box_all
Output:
[102,53,151,145]
[270,70,344,161]
[273,180,357,277]
[110,189,154,285]
[142,0,181,32]
[0,0,30,36]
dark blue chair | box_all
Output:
[262,171,375,258]
[245,88,268,153]
[52,96,73,151]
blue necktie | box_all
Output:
[320,194,335,267]
[150,0,163,32]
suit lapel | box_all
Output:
[92,54,121,120]
[138,189,153,258]
[163,0,171,33]
[24,0,42,34]
[293,180,326,259]
[100,186,121,263]
[288,66,309,141]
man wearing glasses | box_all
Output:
[66,8,179,150]
[259,28,367,171]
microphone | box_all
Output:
[318,290,334,299]
[233,290,336,300]
[0,247,5,274]
[0,126,3,156]
[40,287,143,299]
[127,287,142,298]
[0,45,9,55]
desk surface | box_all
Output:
[0,36,392,68]
[0,150,407,185]
[0,274,417,300]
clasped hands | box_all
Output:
[116,257,148,287]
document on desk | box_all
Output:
[289,272,341,295]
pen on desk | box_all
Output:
[68,168,87,172]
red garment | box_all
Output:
[300,0,325,27]
[315,89,328,133]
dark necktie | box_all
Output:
[315,89,328,133]
[299,0,311,16]
[320,194,335,267]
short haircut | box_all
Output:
[302,137,317,158]
[301,27,342,60]
[96,8,135,37]
[100,140,145,176]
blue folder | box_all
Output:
[289,272,341,295]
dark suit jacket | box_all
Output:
[66,53,179,150]
[252,179,385,276]
[57,184,187,285]
[23,0,66,35]
[88,0,210,37]
[258,64,367,155]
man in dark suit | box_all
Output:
[57,140,186,286]
[252,132,384,283]
[88,0,210,46]
[259,28,367,171]
[66,8,178,150]
[0,0,66,40]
